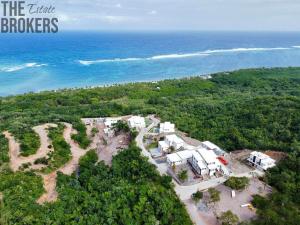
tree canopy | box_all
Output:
[0,67,300,224]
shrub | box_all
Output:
[34,157,49,165]
[224,177,250,190]
[178,170,188,182]
[218,210,239,225]
[192,191,203,203]
[208,188,220,203]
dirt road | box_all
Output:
[37,123,90,204]
[3,124,57,172]
[136,115,208,225]
[60,123,88,175]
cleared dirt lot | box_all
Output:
[227,150,254,175]
[198,178,271,224]
[93,121,130,166]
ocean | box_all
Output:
[0,31,300,96]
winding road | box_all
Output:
[136,115,209,225]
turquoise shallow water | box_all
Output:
[0,31,300,96]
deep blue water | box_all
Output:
[0,31,300,96]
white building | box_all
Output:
[166,144,224,177]
[167,150,193,166]
[247,151,276,171]
[189,151,208,175]
[103,118,120,137]
[158,140,169,153]
[159,122,175,134]
[189,147,222,176]
[201,141,226,156]
[167,153,183,166]
[159,134,185,153]
[165,134,185,150]
[197,148,221,176]
[201,141,221,151]
[128,116,146,129]
[104,118,119,128]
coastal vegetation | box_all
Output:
[42,124,72,173]
[1,67,300,153]
[0,134,9,167]
[0,146,192,224]
[0,67,300,224]
[224,177,250,190]
[252,151,300,225]
[18,130,41,157]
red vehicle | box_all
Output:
[217,156,228,165]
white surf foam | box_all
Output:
[293,46,300,48]
[203,47,290,54]
[78,46,291,66]
[78,53,208,65]
[1,63,47,72]
[78,58,140,65]
[150,52,209,60]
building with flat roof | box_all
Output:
[104,118,119,128]
[167,153,183,166]
[201,141,227,156]
[159,134,185,153]
[165,134,184,150]
[128,116,146,129]
[167,150,193,166]
[158,140,169,153]
[201,141,221,151]
[247,151,276,171]
[159,122,175,134]
[189,151,208,175]
[190,147,222,176]
[166,146,224,177]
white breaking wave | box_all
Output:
[78,52,209,65]
[203,47,290,54]
[78,58,141,65]
[293,46,300,48]
[150,52,209,60]
[1,63,47,72]
[78,46,291,66]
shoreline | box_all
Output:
[1,73,214,98]
[0,66,298,98]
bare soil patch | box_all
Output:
[265,150,287,162]
[198,179,271,224]
[94,121,130,166]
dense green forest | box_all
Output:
[0,146,192,225]
[252,150,300,225]
[0,67,300,224]
[1,67,300,153]
[0,134,9,167]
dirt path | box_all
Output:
[3,124,57,172]
[37,172,58,204]
[37,123,90,204]
[4,119,128,204]
[60,123,88,175]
